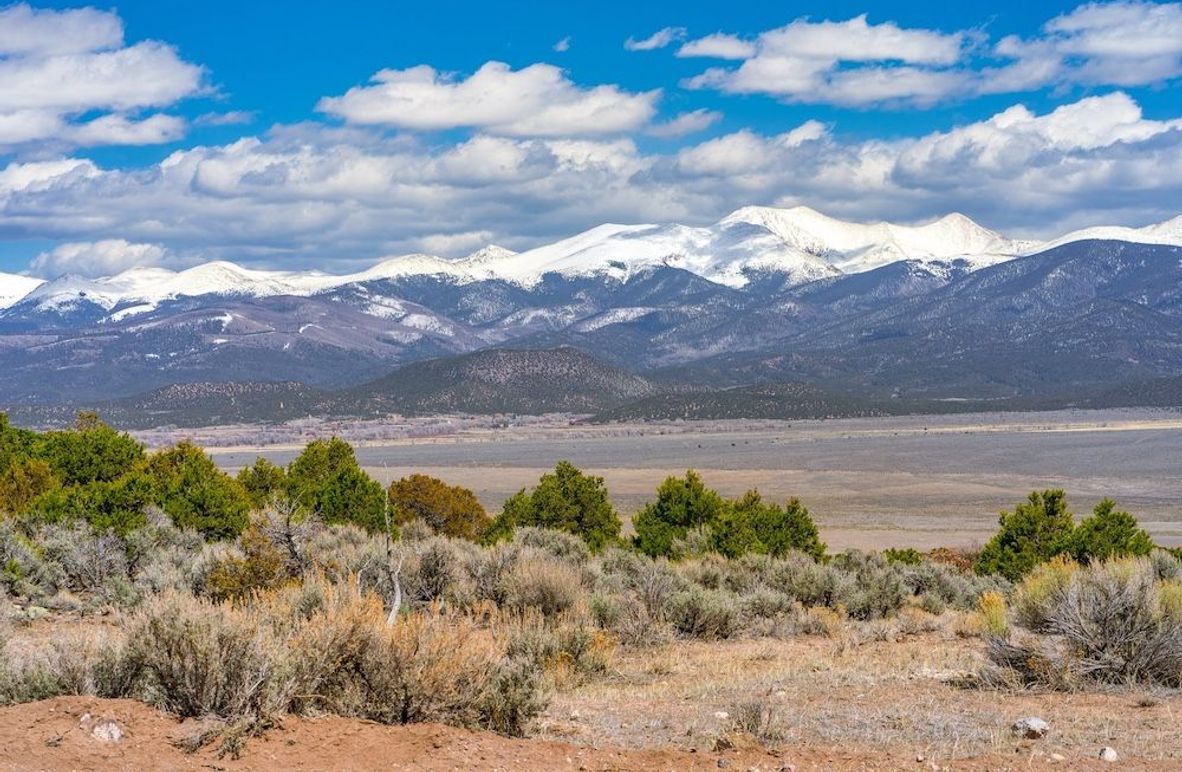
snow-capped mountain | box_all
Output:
[0,272,45,309]
[720,207,1035,273]
[1033,215,1182,253]
[6,206,1182,316]
[3,205,1182,409]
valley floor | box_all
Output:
[203,408,1182,550]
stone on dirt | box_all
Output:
[1010,717,1049,739]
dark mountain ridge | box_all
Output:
[2,240,1182,414]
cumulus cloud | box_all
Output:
[679,3,1182,107]
[681,14,970,107]
[647,109,723,138]
[553,36,572,53]
[317,61,659,137]
[194,111,256,127]
[4,92,1180,274]
[416,230,496,256]
[989,1,1182,91]
[624,27,686,51]
[29,239,174,277]
[0,3,204,151]
[677,34,756,60]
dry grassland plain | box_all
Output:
[208,408,1182,550]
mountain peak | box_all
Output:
[464,245,517,263]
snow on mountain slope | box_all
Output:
[15,254,494,318]
[7,206,1181,319]
[720,206,1030,273]
[477,219,840,288]
[0,272,45,309]
[1035,214,1182,253]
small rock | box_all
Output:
[717,760,730,769]
[1098,747,1119,762]
[569,710,580,720]
[1049,753,1066,763]
[713,711,730,721]
[89,719,124,743]
[1011,717,1050,740]
[713,731,762,753]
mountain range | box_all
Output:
[2,205,1181,415]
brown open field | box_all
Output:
[209,408,1182,550]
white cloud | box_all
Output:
[624,27,686,51]
[318,61,659,137]
[0,158,99,193]
[681,14,969,106]
[677,34,756,60]
[679,4,1182,107]
[647,109,723,138]
[29,239,174,277]
[194,111,256,127]
[553,36,572,53]
[990,1,1182,90]
[0,3,123,56]
[0,4,204,151]
[416,230,495,256]
[2,94,1181,274]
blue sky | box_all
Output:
[2,1,1182,275]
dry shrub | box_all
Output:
[1011,554,1078,632]
[928,547,977,573]
[0,626,130,705]
[977,591,1009,637]
[741,586,795,620]
[501,557,583,617]
[951,610,986,639]
[203,523,290,602]
[600,549,686,621]
[117,577,548,737]
[667,587,740,640]
[402,537,467,604]
[479,657,547,736]
[986,558,1182,688]
[762,552,846,608]
[895,606,942,636]
[38,524,128,595]
[123,591,284,720]
[798,604,846,638]
[592,592,671,647]
[1150,549,1182,581]
[730,696,784,744]
[511,527,590,564]
[349,605,504,725]
[270,576,547,733]
[832,551,908,620]
[502,607,616,687]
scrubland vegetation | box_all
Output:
[1,412,1180,759]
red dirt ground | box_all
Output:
[0,696,1170,771]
